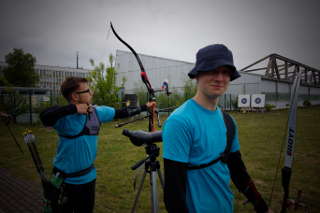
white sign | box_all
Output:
[238,94,250,108]
[251,94,265,108]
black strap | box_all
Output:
[53,164,95,178]
[188,111,235,170]
[221,111,236,162]
[59,108,101,139]
[188,157,221,170]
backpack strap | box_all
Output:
[187,111,235,170]
[220,111,236,163]
[59,107,101,139]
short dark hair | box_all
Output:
[60,77,88,101]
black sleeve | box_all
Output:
[163,158,188,213]
[114,104,148,119]
[40,104,77,127]
[227,151,268,213]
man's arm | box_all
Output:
[164,158,189,213]
[114,104,148,119]
[40,104,77,127]
[227,151,269,213]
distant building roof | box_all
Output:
[0,61,90,73]
[0,86,49,95]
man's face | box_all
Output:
[196,66,231,99]
[72,82,93,104]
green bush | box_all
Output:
[265,104,275,112]
[183,79,196,100]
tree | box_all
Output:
[3,48,39,87]
[88,54,125,107]
[0,74,9,86]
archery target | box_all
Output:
[251,94,265,108]
[238,94,250,108]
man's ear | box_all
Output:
[70,92,79,102]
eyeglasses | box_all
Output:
[75,89,93,94]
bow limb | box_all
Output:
[0,114,24,153]
[110,22,157,132]
[280,71,301,213]
[110,22,155,100]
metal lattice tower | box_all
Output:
[240,54,320,88]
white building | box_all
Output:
[35,64,90,95]
[115,50,193,93]
[0,62,90,95]
[115,50,320,109]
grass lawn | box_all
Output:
[0,106,319,212]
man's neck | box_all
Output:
[193,92,219,111]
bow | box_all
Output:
[23,129,59,212]
[110,22,158,132]
[0,113,23,153]
[23,129,46,181]
[280,71,302,213]
[269,71,307,212]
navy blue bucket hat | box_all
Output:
[188,44,240,81]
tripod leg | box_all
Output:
[151,170,158,213]
[157,169,164,189]
[131,169,147,213]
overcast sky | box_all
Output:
[1,0,319,71]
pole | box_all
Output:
[29,91,33,125]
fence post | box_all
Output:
[29,91,32,125]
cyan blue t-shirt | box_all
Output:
[163,99,240,213]
[53,105,115,184]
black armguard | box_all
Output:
[227,151,268,213]
[114,105,147,119]
[40,104,77,127]
[164,158,189,213]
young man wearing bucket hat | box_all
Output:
[162,44,272,213]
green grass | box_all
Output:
[0,107,319,213]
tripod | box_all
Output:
[130,143,164,213]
